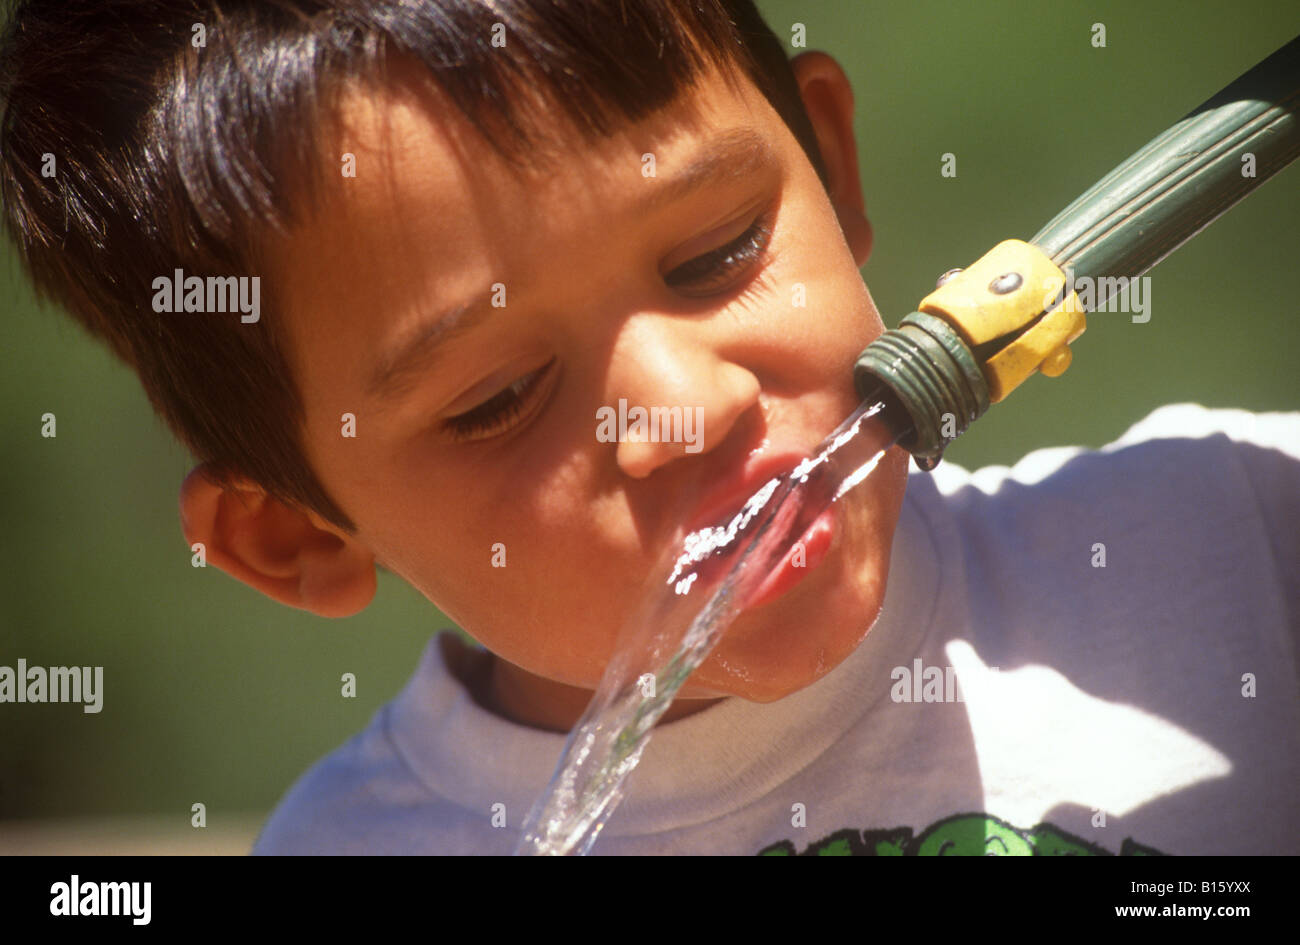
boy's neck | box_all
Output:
[485,653,724,733]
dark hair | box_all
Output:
[0,0,828,533]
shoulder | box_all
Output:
[911,403,1300,601]
[1110,405,1300,543]
[1109,402,1298,455]
[925,402,1299,511]
[251,634,514,855]
[251,703,430,855]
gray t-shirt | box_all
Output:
[252,404,1300,855]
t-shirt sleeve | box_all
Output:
[1112,404,1300,677]
[250,703,437,855]
[1221,414,1300,653]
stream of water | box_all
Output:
[514,395,905,855]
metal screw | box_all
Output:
[935,268,962,288]
[989,272,1023,294]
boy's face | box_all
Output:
[224,52,908,709]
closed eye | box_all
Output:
[440,357,557,442]
[663,204,776,296]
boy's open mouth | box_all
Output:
[744,506,834,609]
[684,451,836,611]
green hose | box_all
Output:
[1035,34,1300,288]
[855,34,1300,468]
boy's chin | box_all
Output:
[681,543,888,703]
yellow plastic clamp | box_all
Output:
[917,239,1086,403]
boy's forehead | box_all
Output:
[316,57,770,235]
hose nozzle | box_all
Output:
[854,239,1084,469]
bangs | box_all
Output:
[156,0,770,248]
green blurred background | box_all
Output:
[1,0,1297,850]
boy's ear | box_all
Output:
[789,50,873,267]
[178,464,377,618]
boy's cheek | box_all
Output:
[769,213,883,369]
[388,512,635,684]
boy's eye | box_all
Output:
[441,358,558,442]
[436,206,774,444]
[663,206,775,296]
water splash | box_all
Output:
[514,396,904,855]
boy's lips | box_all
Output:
[685,451,804,534]
[684,450,834,609]
[744,507,834,609]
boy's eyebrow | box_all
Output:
[367,297,490,404]
[635,127,777,214]
[367,127,778,406]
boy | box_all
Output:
[1,0,1295,855]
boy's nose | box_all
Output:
[605,319,761,480]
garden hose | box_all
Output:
[854,34,1300,469]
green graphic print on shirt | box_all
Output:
[757,812,1168,856]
